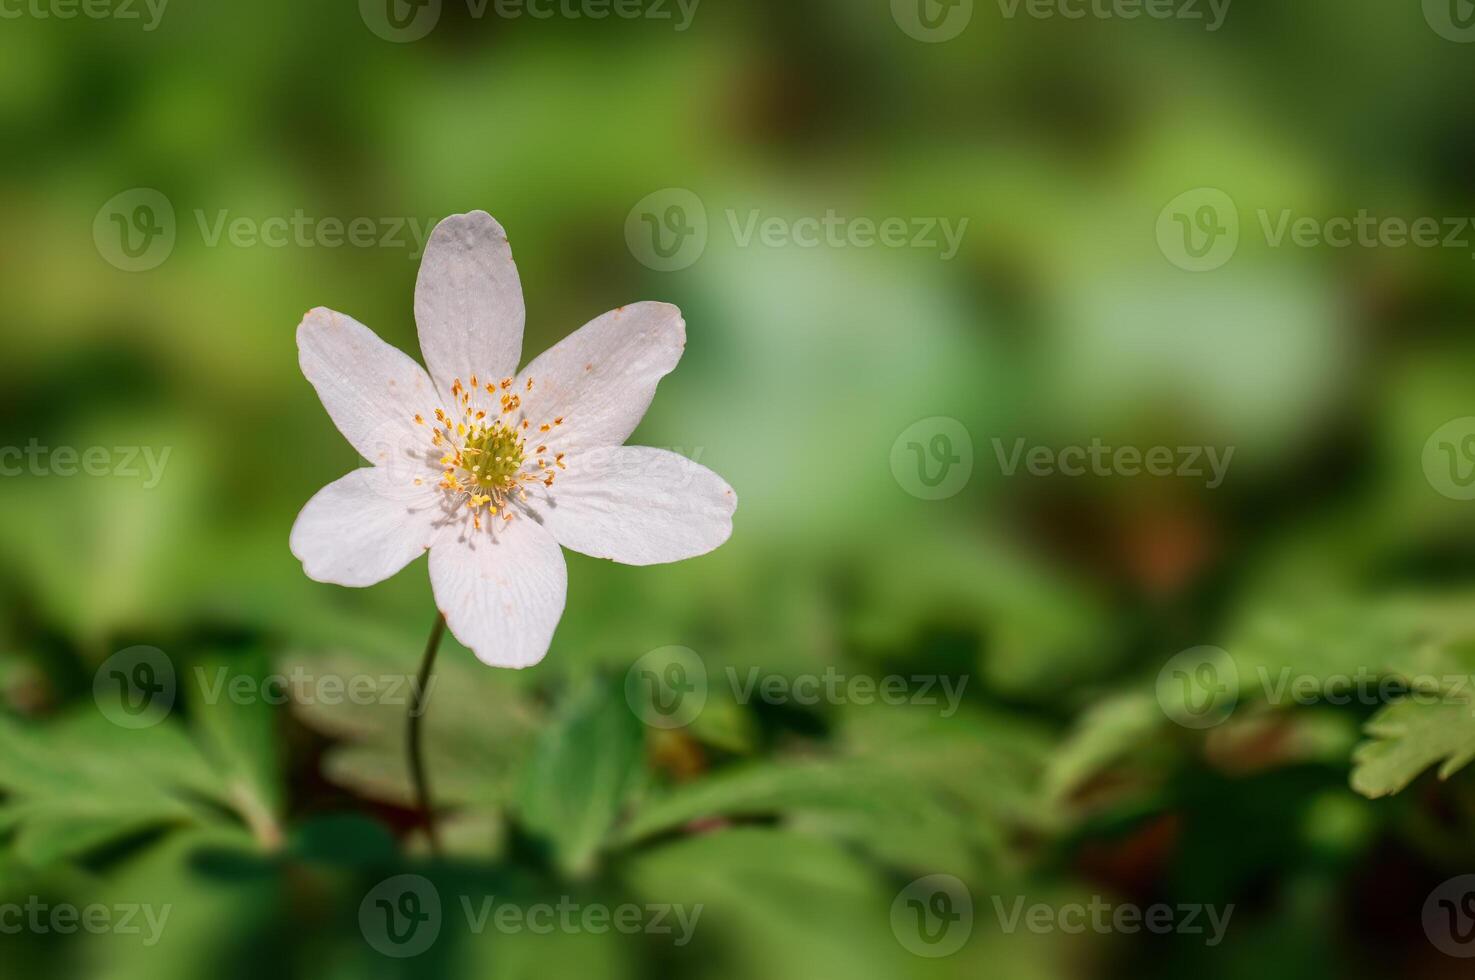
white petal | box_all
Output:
[429,517,567,669]
[525,447,736,566]
[415,211,525,397]
[297,307,439,465]
[516,302,685,451]
[290,469,443,587]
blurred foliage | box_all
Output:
[2,1,1475,978]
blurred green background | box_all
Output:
[3,0,1475,976]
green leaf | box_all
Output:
[622,827,905,980]
[1228,589,1475,701]
[516,676,644,877]
[0,711,232,864]
[74,827,270,980]
[186,650,284,849]
[281,644,539,813]
[0,652,286,864]
[616,759,908,844]
[836,704,1053,829]
[1042,691,1165,807]
[619,705,1052,876]
[1351,697,1475,799]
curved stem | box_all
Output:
[409,612,447,855]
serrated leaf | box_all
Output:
[0,653,286,864]
[1229,589,1475,701]
[1351,698,1475,799]
[0,711,230,864]
[836,704,1053,829]
[619,705,1052,875]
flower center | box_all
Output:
[462,420,525,490]
[411,375,565,530]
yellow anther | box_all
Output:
[415,367,574,526]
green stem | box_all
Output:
[409,612,447,855]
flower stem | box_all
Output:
[409,611,447,855]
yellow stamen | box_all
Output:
[413,374,577,529]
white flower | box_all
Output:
[290,211,736,668]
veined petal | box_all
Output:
[297,307,438,465]
[429,518,567,669]
[527,447,736,566]
[290,469,442,587]
[415,211,525,399]
[517,302,685,451]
